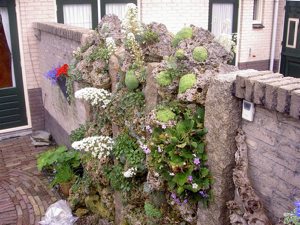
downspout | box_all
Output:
[270,0,279,71]
[235,0,242,67]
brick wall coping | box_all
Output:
[33,22,94,43]
[234,70,300,120]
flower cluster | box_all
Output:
[105,37,116,57]
[45,64,69,83]
[126,32,144,72]
[216,33,236,53]
[123,167,137,178]
[75,87,111,108]
[72,136,113,159]
[122,3,143,35]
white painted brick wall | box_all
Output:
[238,0,285,64]
[16,0,56,89]
[140,0,209,33]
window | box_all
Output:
[101,0,137,19]
[286,18,299,48]
[57,0,98,29]
[253,0,263,25]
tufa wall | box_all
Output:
[34,22,299,224]
[234,71,300,223]
[34,22,92,146]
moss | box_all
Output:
[192,46,208,62]
[142,29,159,44]
[175,49,185,60]
[156,108,176,122]
[85,195,111,219]
[156,71,172,86]
[179,73,196,93]
[144,202,162,219]
[172,27,193,47]
[125,70,139,90]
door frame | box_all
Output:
[56,0,99,29]
[0,0,30,133]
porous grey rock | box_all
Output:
[142,22,173,62]
[97,15,124,42]
[198,71,242,225]
[144,63,160,113]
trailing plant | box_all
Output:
[144,202,162,219]
[37,146,81,186]
[284,201,300,225]
[70,124,87,143]
[148,106,212,206]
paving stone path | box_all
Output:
[0,136,59,225]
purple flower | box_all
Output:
[188,175,193,183]
[183,199,188,204]
[171,193,177,199]
[295,201,300,207]
[199,190,208,198]
[193,158,201,165]
[161,124,167,129]
[140,144,151,154]
[145,125,153,133]
[45,68,58,84]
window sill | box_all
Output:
[252,24,265,29]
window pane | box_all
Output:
[288,21,296,46]
[212,3,234,37]
[286,18,299,48]
[0,7,15,89]
[63,4,92,29]
[253,0,259,20]
[105,3,127,20]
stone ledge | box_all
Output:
[234,70,300,120]
[33,22,94,43]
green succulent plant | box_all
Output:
[172,27,193,47]
[175,49,186,60]
[125,70,140,90]
[179,73,196,94]
[156,71,172,87]
[192,46,208,62]
[156,108,176,122]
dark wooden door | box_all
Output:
[0,0,27,130]
[280,1,300,78]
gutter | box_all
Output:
[270,0,280,71]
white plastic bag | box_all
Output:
[39,200,78,225]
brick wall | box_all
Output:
[234,70,300,223]
[140,0,209,33]
[34,22,91,146]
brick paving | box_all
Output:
[0,136,59,225]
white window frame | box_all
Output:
[253,0,264,25]
[286,18,299,49]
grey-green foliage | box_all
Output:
[144,202,162,219]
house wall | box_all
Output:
[34,22,91,146]
[238,0,285,71]
[140,0,209,33]
[15,0,56,131]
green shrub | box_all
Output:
[125,70,140,90]
[141,29,159,44]
[70,124,86,143]
[192,46,208,62]
[156,108,176,122]
[156,71,172,87]
[172,27,193,47]
[175,49,185,60]
[144,202,162,218]
[178,73,196,93]
[37,146,81,186]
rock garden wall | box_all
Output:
[35,5,300,225]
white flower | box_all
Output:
[192,183,198,189]
[105,37,116,56]
[123,167,137,178]
[72,136,114,159]
[122,3,143,35]
[75,87,111,107]
[169,172,175,176]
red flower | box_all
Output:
[56,64,69,78]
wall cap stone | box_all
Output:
[234,70,300,120]
[33,22,94,43]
